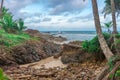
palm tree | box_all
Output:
[110,0,117,34]
[0,0,4,16]
[17,18,27,32]
[1,0,3,9]
[103,0,120,17]
[91,0,113,61]
[102,21,113,33]
[103,0,118,33]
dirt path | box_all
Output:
[20,56,67,69]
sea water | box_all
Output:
[42,31,96,41]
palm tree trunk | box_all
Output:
[111,0,117,33]
[0,0,3,16]
[1,0,3,9]
[92,0,113,61]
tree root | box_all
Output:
[102,61,120,80]
[96,61,120,80]
[96,65,109,80]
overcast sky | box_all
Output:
[3,0,120,31]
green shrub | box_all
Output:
[115,34,120,38]
[0,68,9,80]
[0,29,38,47]
[0,7,27,33]
[82,33,110,53]
[115,69,120,77]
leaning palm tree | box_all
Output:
[91,1,120,79]
[92,0,113,61]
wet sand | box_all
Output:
[20,56,67,69]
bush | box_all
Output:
[0,68,9,80]
[0,29,38,47]
[0,7,26,33]
[82,33,110,60]
[82,33,110,53]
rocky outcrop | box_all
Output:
[11,40,62,64]
[12,40,46,64]
[60,42,94,64]
[25,29,67,42]
[0,47,15,65]
[25,29,42,38]
[0,40,62,65]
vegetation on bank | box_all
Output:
[0,7,38,48]
[82,33,110,53]
[0,68,9,80]
[0,29,38,48]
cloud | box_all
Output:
[42,18,52,22]
[3,0,89,19]
[68,13,93,23]
[4,0,41,19]
[48,0,89,15]
[4,0,40,12]
[24,15,41,24]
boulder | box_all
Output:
[0,46,16,65]
[11,40,62,64]
[61,43,93,64]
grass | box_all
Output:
[0,29,38,47]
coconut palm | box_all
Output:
[110,0,117,34]
[0,0,4,16]
[17,18,27,33]
[103,0,120,17]
[0,13,17,33]
[83,0,113,61]
[103,0,118,33]
[102,21,113,33]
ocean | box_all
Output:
[42,31,97,41]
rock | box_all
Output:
[0,47,16,65]
[25,29,42,38]
[43,41,62,56]
[25,29,67,42]
[60,42,95,64]
[11,40,62,64]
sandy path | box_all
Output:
[20,56,67,69]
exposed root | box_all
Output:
[96,65,109,80]
[102,61,120,80]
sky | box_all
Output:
[3,0,120,31]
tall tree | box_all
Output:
[91,0,113,61]
[103,0,118,33]
[103,0,120,17]
[0,0,4,16]
[1,0,3,9]
[110,0,117,33]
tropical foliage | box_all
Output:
[17,18,27,33]
[102,21,113,33]
[0,7,26,33]
[0,29,37,47]
[0,68,9,80]
[103,0,120,17]
[82,33,110,53]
